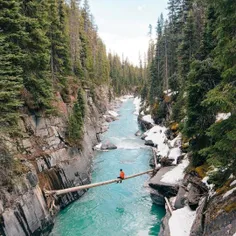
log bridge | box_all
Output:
[44,169,155,196]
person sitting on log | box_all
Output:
[117,169,125,183]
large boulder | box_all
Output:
[159,209,171,236]
[174,186,187,209]
[101,141,117,150]
[140,133,147,140]
[186,183,203,209]
[202,191,236,236]
[190,197,207,236]
[149,156,155,168]
[183,173,208,210]
[135,130,142,136]
[150,189,165,206]
[160,157,174,167]
[138,116,154,131]
[105,116,113,122]
[149,167,179,197]
[145,139,155,147]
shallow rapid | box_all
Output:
[50,98,165,236]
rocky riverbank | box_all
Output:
[0,86,123,235]
[136,98,236,236]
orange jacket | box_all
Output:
[120,171,125,179]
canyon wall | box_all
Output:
[0,86,111,236]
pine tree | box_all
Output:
[68,89,85,144]
[178,9,195,87]
[48,0,71,78]
[20,0,53,111]
[69,0,83,76]
[198,0,236,185]
[200,114,236,187]
[198,5,217,60]
[183,59,221,166]
[0,0,24,131]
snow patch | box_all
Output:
[202,176,214,191]
[108,110,119,117]
[161,158,189,184]
[142,115,154,124]
[94,143,102,150]
[223,187,236,199]
[164,89,178,96]
[216,112,231,122]
[169,134,182,148]
[164,89,172,94]
[169,206,196,236]
[144,125,169,157]
[230,180,236,187]
[168,147,181,165]
[133,97,141,115]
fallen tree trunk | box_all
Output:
[45,169,155,196]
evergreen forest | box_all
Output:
[0,0,235,188]
[141,0,235,186]
[0,0,143,134]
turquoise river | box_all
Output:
[50,98,165,236]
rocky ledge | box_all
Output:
[151,159,236,236]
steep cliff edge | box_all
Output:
[137,104,236,236]
[0,86,111,236]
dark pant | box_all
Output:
[117,177,123,183]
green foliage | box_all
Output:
[2,0,135,134]
[141,83,148,101]
[183,59,221,137]
[109,53,142,95]
[172,91,186,122]
[152,101,167,124]
[20,0,54,111]
[200,115,236,180]
[178,9,195,87]
[0,141,14,187]
[48,0,71,77]
[0,141,28,188]
[208,169,232,189]
[144,0,235,186]
[182,59,221,167]
[0,0,24,132]
[68,89,85,144]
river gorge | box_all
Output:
[50,98,165,236]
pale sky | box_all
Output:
[88,0,168,66]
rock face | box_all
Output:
[149,167,179,198]
[159,208,171,236]
[158,169,236,236]
[140,133,147,140]
[194,191,236,236]
[150,189,165,206]
[190,190,236,236]
[174,186,187,209]
[135,130,142,136]
[138,116,154,131]
[190,197,207,236]
[0,86,111,235]
[145,139,155,147]
[183,173,208,210]
[101,141,117,150]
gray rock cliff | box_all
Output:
[0,86,111,235]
